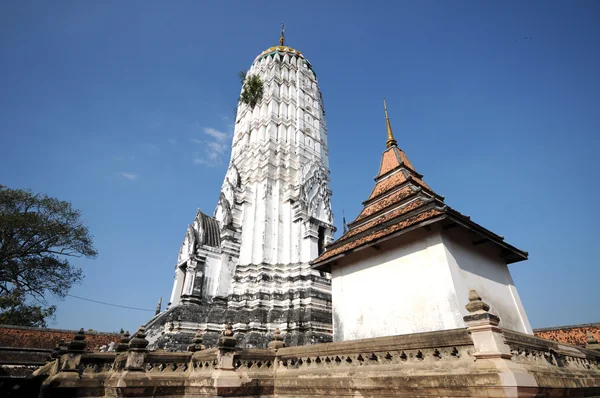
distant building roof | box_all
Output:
[0,324,120,350]
[0,324,122,380]
[534,322,600,347]
[312,103,528,270]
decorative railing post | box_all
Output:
[463,289,512,359]
[217,323,237,370]
[267,328,286,351]
[125,326,149,371]
[188,328,205,352]
[213,323,243,391]
[463,289,538,392]
[59,328,87,374]
[116,331,131,352]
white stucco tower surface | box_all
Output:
[218,41,334,269]
[147,33,335,349]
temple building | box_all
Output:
[21,32,600,398]
[146,29,335,349]
[29,104,600,397]
[312,100,532,341]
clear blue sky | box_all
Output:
[1,1,598,333]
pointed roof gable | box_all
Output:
[312,101,527,270]
[194,210,221,248]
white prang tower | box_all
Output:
[147,28,335,349]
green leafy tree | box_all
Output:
[238,70,264,110]
[0,290,56,327]
[0,185,97,327]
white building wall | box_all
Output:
[331,226,532,342]
[331,229,464,341]
[441,229,533,334]
[203,252,223,298]
[169,267,185,307]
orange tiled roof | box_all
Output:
[312,115,527,270]
[534,323,600,347]
[378,147,415,176]
[342,197,431,242]
[367,147,432,201]
[355,186,415,222]
[312,144,448,266]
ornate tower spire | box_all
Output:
[383,98,397,148]
[150,39,335,350]
[279,23,285,46]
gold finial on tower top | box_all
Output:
[383,98,398,148]
[279,23,286,46]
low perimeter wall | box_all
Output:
[30,325,600,398]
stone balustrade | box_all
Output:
[30,293,600,397]
[31,327,600,397]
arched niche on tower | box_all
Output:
[277,124,287,142]
[268,99,278,117]
[260,102,268,118]
[296,130,304,146]
[252,105,260,120]
[279,102,288,118]
[306,136,313,152]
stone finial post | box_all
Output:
[116,331,131,352]
[267,328,286,351]
[463,289,511,360]
[67,328,87,353]
[463,289,538,392]
[217,323,237,370]
[60,328,87,373]
[213,323,242,390]
[188,329,206,352]
[125,326,149,371]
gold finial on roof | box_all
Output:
[383,98,398,148]
[280,23,285,46]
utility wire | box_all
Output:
[66,294,155,312]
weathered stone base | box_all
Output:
[33,327,600,397]
[146,263,333,351]
[145,298,226,351]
